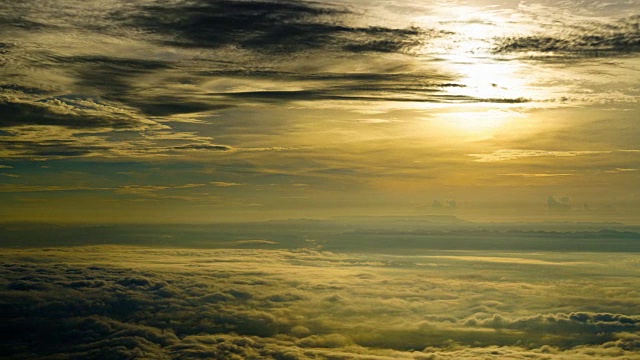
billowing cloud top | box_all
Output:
[2,246,640,359]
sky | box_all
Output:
[1,0,639,223]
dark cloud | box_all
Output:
[0,3,53,32]
[0,140,105,158]
[129,97,234,117]
[0,42,10,68]
[0,97,154,130]
[470,312,640,348]
[194,69,509,105]
[117,0,430,55]
[62,55,170,71]
[60,55,172,97]
[0,256,294,357]
[0,42,11,54]
[196,69,461,85]
[495,16,640,57]
[0,94,236,159]
[0,83,49,95]
[214,89,529,104]
[171,143,233,151]
[341,27,425,53]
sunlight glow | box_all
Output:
[439,110,522,137]
[411,8,551,139]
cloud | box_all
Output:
[114,185,170,195]
[0,83,49,95]
[0,184,110,193]
[239,146,314,153]
[0,183,208,203]
[547,196,572,211]
[60,55,172,97]
[229,240,279,246]
[0,41,11,54]
[423,255,583,266]
[0,0,639,223]
[0,32,238,161]
[296,333,353,348]
[211,181,245,187]
[469,149,611,162]
[117,0,431,55]
[0,96,164,130]
[494,15,640,57]
[471,311,640,340]
[128,98,234,117]
[171,143,233,152]
[114,183,207,200]
[0,120,233,161]
[2,246,639,359]
[0,90,242,159]
[604,168,638,174]
[0,0,548,166]
[212,89,529,105]
[498,173,574,177]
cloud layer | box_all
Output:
[2,246,639,359]
[118,0,429,54]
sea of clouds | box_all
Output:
[2,246,639,359]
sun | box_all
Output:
[412,11,540,138]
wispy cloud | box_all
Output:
[0,184,110,193]
[116,183,204,193]
[0,183,207,201]
[469,149,611,162]
[0,96,165,130]
[494,15,640,58]
[117,0,432,55]
[604,168,639,174]
[211,181,245,187]
[498,173,574,177]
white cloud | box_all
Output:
[211,181,245,187]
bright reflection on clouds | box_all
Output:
[407,5,558,139]
[437,110,523,137]
[445,61,532,100]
